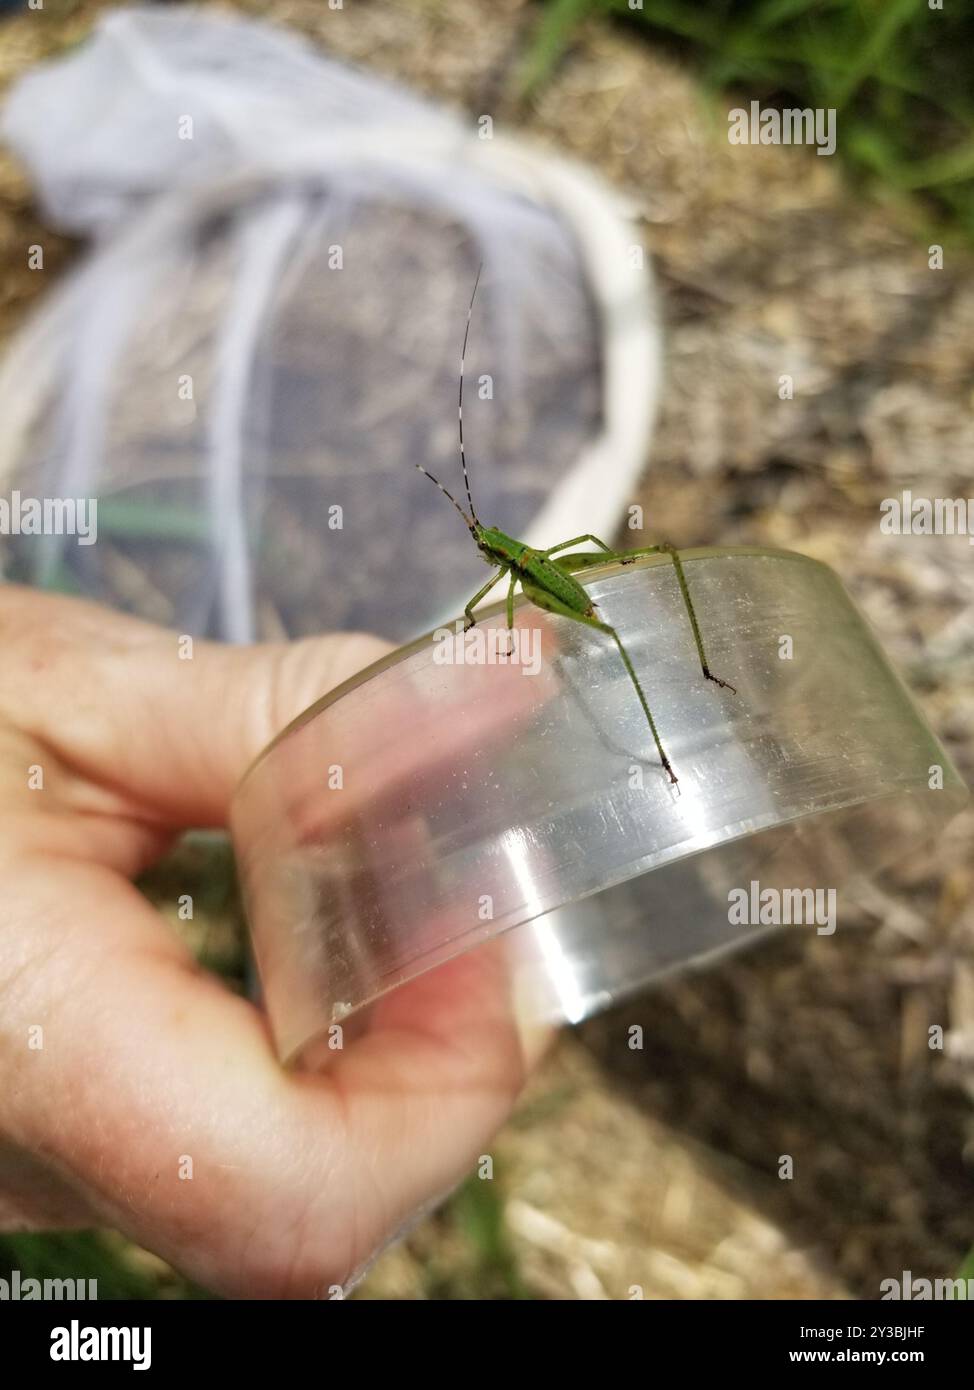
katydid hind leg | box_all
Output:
[542,534,614,558]
[632,542,736,693]
[562,540,737,694]
[520,579,677,784]
[551,551,620,573]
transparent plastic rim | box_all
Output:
[231,546,968,1063]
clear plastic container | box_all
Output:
[230,547,968,1064]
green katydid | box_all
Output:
[416,267,735,784]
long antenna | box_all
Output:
[458,263,483,525]
[415,464,474,531]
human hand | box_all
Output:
[0,588,545,1296]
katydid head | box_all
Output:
[474,524,516,568]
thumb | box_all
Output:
[0,585,392,830]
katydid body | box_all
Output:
[416,268,735,784]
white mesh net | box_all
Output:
[0,6,658,641]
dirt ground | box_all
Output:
[1,0,972,1299]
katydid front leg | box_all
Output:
[502,570,518,658]
[463,567,507,631]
